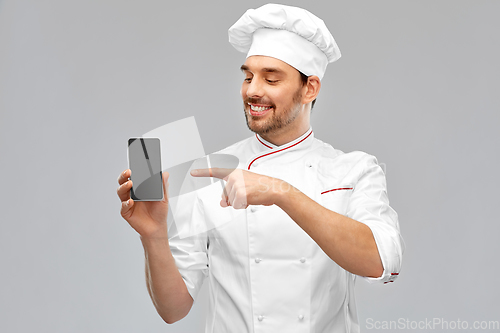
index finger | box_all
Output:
[190,167,234,180]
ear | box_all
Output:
[301,75,321,104]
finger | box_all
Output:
[227,185,238,208]
[230,184,247,210]
[219,179,229,200]
[190,167,234,180]
[162,171,169,202]
[118,169,131,185]
[120,198,134,219]
[220,196,230,208]
[232,198,247,209]
[219,179,230,206]
[117,179,132,202]
[220,190,230,207]
[233,199,248,210]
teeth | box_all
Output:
[249,104,271,112]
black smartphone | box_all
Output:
[127,138,164,201]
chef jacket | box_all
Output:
[168,127,404,333]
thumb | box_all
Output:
[162,171,169,202]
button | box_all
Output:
[298,314,304,320]
[255,258,262,263]
[300,257,306,263]
[250,206,257,213]
[258,315,264,321]
[306,163,313,168]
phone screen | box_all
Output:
[127,138,163,201]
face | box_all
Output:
[240,56,306,137]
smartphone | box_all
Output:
[127,138,164,201]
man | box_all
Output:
[117,4,404,332]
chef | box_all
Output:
[117,3,404,333]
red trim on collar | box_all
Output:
[321,187,353,195]
[256,134,273,149]
[248,131,313,170]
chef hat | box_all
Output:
[228,3,341,80]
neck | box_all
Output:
[259,115,311,146]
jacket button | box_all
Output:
[255,258,262,263]
[298,314,304,320]
[258,315,264,321]
[300,257,306,263]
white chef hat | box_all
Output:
[228,3,341,80]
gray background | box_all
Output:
[1,0,499,332]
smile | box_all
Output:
[248,103,273,116]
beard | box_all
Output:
[243,87,303,135]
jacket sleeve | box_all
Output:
[346,153,405,284]
[168,192,209,301]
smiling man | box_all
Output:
[117,4,404,333]
[240,56,316,145]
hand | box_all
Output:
[117,169,170,238]
[190,168,283,209]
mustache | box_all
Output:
[244,97,275,107]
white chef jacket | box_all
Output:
[168,127,404,333]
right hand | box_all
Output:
[117,169,170,238]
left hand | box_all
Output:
[190,168,283,209]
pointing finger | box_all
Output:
[190,167,234,180]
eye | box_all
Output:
[244,77,252,83]
[266,79,278,83]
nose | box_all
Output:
[245,77,264,98]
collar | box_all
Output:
[248,128,314,170]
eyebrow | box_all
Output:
[240,64,285,74]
